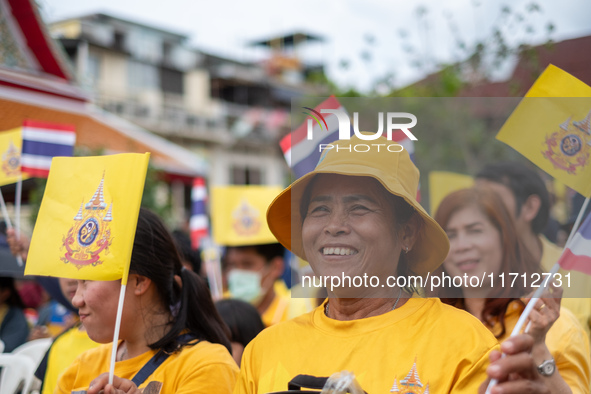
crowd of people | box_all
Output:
[0,133,589,393]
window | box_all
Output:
[231,166,262,185]
[160,67,183,94]
[87,53,101,84]
[113,31,126,51]
[128,61,159,91]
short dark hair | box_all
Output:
[225,243,285,264]
[215,299,265,347]
[476,162,550,234]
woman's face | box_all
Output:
[59,278,78,302]
[443,205,503,288]
[301,174,404,296]
[72,279,128,343]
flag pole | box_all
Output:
[486,196,590,394]
[202,238,223,301]
[109,284,127,385]
[15,175,22,254]
[0,188,23,266]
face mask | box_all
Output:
[227,269,263,304]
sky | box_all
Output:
[39,0,591,92]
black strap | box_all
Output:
[131,334,197,387]
[286,375,367,394]
[287,375,328,391]
[131,350,169,387]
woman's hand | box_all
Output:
[87,374,142,394]
[523,281,562,345]
[6,228,29,261]
[28,325,51,341]
[479,334,550,394]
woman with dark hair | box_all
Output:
[216,299,265,366]
[433,187,590,394]
[56,208,238,394]
[0,276,29,352]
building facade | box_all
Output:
[49,14,326,227]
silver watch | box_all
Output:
[537,358,556,376]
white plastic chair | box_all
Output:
[11,338,52,369]
[0,353,36,394]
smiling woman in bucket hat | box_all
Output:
[235,134,555,394]
[267,134,448,278]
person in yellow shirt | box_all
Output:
[56,208,238,394]
[37,319,99,394]
[31,278,100,394]
[433,187,590,393]
[236,134,552,394]
[224,243,310,327]
[476,162,591,337]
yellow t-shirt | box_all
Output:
[495,300,591,394]
[56,340,239,394]
[540,235,591,337]
[41,325,99,394]
[236,298,499,394]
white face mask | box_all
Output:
[227,269,263,304]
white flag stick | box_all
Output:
[486,196,590,394]
[15,175,22,246]
[202,238,223,301]
[109,284,127,385]
[0,189,13,230]
[0,188,23,266]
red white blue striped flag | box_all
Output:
[558,211,591,274]
[21,120,76,178]
[280,98,420,199]
[190,177,209,249]
[280,96,344,179]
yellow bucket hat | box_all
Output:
[266,134,450,275]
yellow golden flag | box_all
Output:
[496,65,591,197]
[25,153,150,285]
[211,185,283,246]
[429,171,474,214]
[0,128,22,186]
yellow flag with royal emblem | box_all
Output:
[0,128,23,186]
[25,153,150,285]
[211,185,283,246]
[496,64,591,197]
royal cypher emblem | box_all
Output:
[232,199,261,236]
[1,141,20,177]
[61,175,113,268]
[542,110,591,175]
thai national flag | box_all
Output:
[558,212,591,275]
[21,120,76,178]
[280,98,421,199]
[280,96,344,179]
[190,177,209,250]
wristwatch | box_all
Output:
[537,358,556,376]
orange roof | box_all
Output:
[0,90,206,180]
